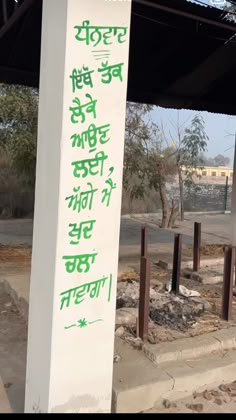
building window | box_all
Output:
[212,172,216,176]
[202,171,207,176]
[221,172,226,177]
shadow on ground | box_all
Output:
[0,283,27,413]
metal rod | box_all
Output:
[138,256,150,341]
[141,226,148,258]
[224,176,229,213]
[193,222,201,272]
[2,0,7,23]
[14,0,20,11]
[234,256,236,288]
[0,0,35,40]
[171,234,182,294]
[222,246,235,321]
[134,0,236,33]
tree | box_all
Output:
[123,102,158,198]
[0,83,38,188]
[124,103,177,228]
[147,143,177,227]
[176,115,209,221]
[168,113,208,221]
[200,153,230,167]
[123,105,209,228]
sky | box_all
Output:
[149,0,235,167]
[151,107,236,165]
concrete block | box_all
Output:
[112,338,173,413]
[212,327,236,351]
[112,337,236,413]
[161,350,236,402]
[143,334,220,365]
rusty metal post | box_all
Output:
[171,234,182,294]
[141,226,148,258]
[234,252,236,287]
[222,246,235,321]
[138,256,151,342]
[193,222,201,272]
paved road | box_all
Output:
[0,213,232,249]
[0,217,193,248]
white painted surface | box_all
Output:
[25,0,131,413]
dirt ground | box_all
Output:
[146,382,236,413]
[0,283,27,413]
[118,264,236,344]
[1,244,235,346]
[0,245,31,264]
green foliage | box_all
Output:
[123,102,158,195]
[199,153,230,167]
[180,115,208,168]
[0,83,38,188]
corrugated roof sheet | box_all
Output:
[1,0,236,114]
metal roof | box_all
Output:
[1,0,236,114]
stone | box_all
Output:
[162,399,177,409]
[186,404,203,413]
[4,382,12,389]
[125,336,143,349]
[191,297,212,311]
[116,308,138,326]
[115,326,125,337]
[179,285,201,298]
[201,275,223,285]
[229,382,236,391]
[113,355,121,363]
[150,279,164,291]
[157,260,169,270]
[191,272,203,282]
[214,398,223,406]
[219,384,231,393]
[202,390,213,401]
[148,329,159,344]
[116,281,139,308]
[165,282,201,297]
[211,390,222,398]
[182,269,192,279]
[163,399,171,409]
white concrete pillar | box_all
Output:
[25,0,131,413]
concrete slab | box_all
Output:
[0,266,30,321]
[113,336,236,413]
[157,257,224,271]
[112,338,173,413]
[212,328,236,351]
[161,350,236,403]
[143,333,221,365]
[0,376,13,413]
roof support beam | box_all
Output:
[134,0,236,33]
[0,0,35,40]
[165,37,236,108]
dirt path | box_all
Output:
[0,283,27,413]
[146,381,236,413]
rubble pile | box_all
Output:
[116,279,209,334]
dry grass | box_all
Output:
[200,244,224,257]
[118,269,168,283]
[185,244,224,258]
[0,245,32,263]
